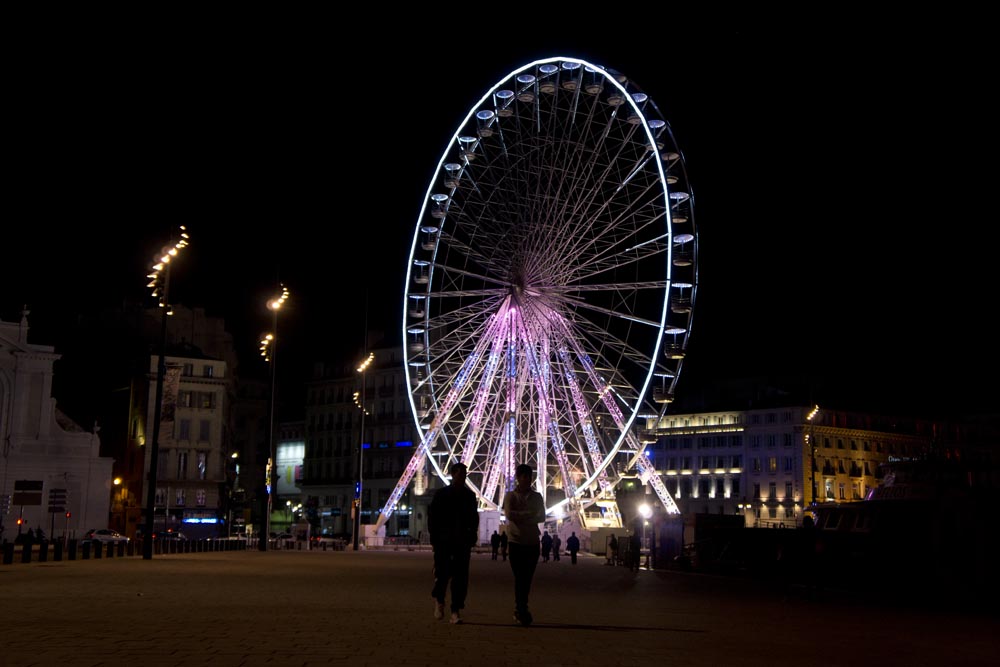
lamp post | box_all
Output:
[806,404,820,506]
[259,285,289,552]
[142,226,189,560]
[353,351,374,551]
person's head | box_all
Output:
[449,462,468,487]
[514,463,532,489]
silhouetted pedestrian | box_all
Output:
[629,529,642,572]
[552,533,561,561]
[429,462,480,624]
[490,530,501,560]
[541,530,552,562]
[566,532,580,564]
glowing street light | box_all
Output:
[260,284,289,551]
[806,404,821,507]
[352,351,374,551]
[142,225,189,560]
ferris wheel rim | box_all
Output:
[400,57,696,514]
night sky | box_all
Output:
[4,25,993,419]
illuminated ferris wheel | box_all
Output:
[378,57,697,527]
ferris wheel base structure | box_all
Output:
[374,56,697,536]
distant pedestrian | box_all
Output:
[428,462,480,624]
[499,529,508,561]
[629,529,642,572]
[607,534,618,565]
[552,533,561,561]
[502,463,546,626]
[566,532,580,564]
[541,530,552,562]
[490,530,501,560]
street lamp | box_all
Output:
[260,284,289,552]
[142,225,190,560]
[353,351,374,551]
[806,404,821,507]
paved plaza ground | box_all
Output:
[1,548,997,666]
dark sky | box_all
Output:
[3,26,993,419]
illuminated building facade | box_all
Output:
[638,405,944,526]
[302,345,428,540]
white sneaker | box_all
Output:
[434,601,445,620]
[449,611,462,624]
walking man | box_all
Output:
[428,462,480,624]
[502,463,546,626]
[490,530,501,560]
[566,531,580,564]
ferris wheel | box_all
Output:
[378,57,697,527]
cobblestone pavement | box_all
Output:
[1,549,997,666]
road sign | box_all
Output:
[13,480,43,506]
[48,488,67,513]
[12,492,42,506]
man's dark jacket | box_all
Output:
[428,484,479,550]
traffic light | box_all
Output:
[65,512,72,518]
[16,518,24,526]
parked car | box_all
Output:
[153,530,187,541]
[84,529,129,545]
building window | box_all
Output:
[176,488,186,506]
[716,478,726,498]
[752,457,761,473]
[196,489,206,507]
[785,482,793,500]
[825,479,834,500]
[199,392,215,409]
[768,507,777,519]
[182,363,194,376]
[179,419,191,441]
[731,478,740,496]
[768,482,776,499]
[784,457,794,472]
[731,455,742,469]
[767,457,777,473]
[753,483,761,499]
[177,452,188,480]
[178,391,192,408]
[767,435,776,448]
[783,433,793,447]
[155,487,167,506]
[203,365,214,378]
[199,420,211,442]
[197,452,207,480]
[838,483,845,500]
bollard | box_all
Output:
[94,541,102,559]
[68,539,77,560]
[21,543,32,564]
[2,542,14,565]
[81,540,91,559]
[54,540,64,562]
[38,541,48,563]
[107,541,115,558]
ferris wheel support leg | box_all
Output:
[626,444,680,514]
